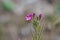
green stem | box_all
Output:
[32,17,42,40]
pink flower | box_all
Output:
[39,14,42,19]
[25,13,35,21]
[18,38,21,40]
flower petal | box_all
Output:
[25,13,35,21]
[39,14,42,19]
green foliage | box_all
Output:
[32,17,41,40]
[46,15,56,23]
[56,3,60,13]
[2,3,11,11]
[55,22,60,28]
[33,20,39,27]
[2,0,14,11]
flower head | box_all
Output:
[18,38,21,40]
[25,13,35,21]
[39,14,42,19]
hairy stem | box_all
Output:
[32,17,42,40]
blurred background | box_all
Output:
[0,0,60,40]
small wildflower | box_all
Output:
[25,13,35,21]
[39,14,42,19]
[25,12,42,40]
